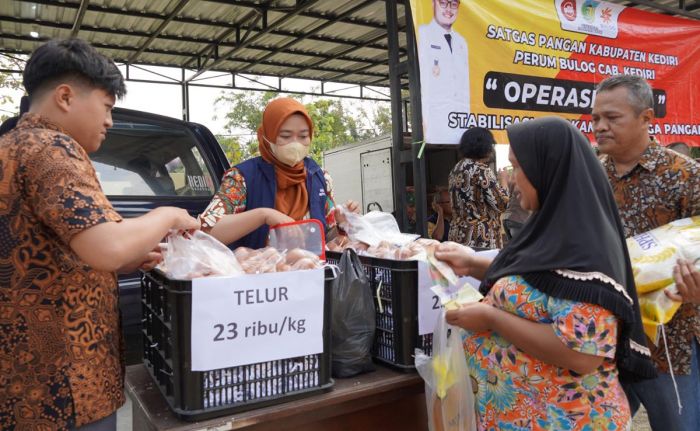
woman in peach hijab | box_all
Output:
[200,97,358,247]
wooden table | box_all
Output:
[126,363,428,431]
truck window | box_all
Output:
[91,120,216,197]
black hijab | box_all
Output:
[480,116,656,380]
[0,96,29,137]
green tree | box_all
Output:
[216,135,259,166]
[0,55,25,121]
[216,90,279,138]
[353,103,391,139]
[215,88,392,165]
[305,98,363,162]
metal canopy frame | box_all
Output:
[2,1,408,81]
[2,0,698,232]
[1,0,408,121]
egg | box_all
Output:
[292,257,320,270]
[233,247,254,260]
[276,262,292,272]
[285,248,308,264]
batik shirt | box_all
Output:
[0,114,125,430]
[464,275,630,430]
[448,158,509,249]
[601,142,700,374]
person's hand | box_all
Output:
[264,208,294,227]
[265,209,305,249]
[345,200,361,214]
[445,302,494,332]
[333,200,360,229]
[666,259,700,304]
[434,242,476,276]
[160,207,200,232]
[138,244,165,271]
[497,168,511,189]
[432,201,443,217]
[117,243,164,274]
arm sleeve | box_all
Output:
[25,139,121,245]
[681,162,700,218]
[547,296,618,359]
[199,167,248,231]
[482,167,510,212]
[323,169,337,229]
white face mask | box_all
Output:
[265,136,309,166]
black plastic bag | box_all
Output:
[331,248,376,377]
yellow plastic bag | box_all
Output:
[415,310,477,431]
[627,217,700,344]
[627,216,700,293]
[639,285,683,345]
[630,245,681,293]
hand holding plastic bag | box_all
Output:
[415,310,477,431]
[626,217,700,341]
[160,230,243,280]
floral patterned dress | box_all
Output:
[464,275,631,430]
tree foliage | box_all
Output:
[0,55,25,122]
[215,89,391,165]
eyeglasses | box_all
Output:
[438,0,460,10]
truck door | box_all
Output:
[360,148,394,214]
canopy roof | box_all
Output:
[1,0,698,93]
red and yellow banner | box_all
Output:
[410,0,700,146]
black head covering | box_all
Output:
[480,116,656,380]
[0,96,30,137]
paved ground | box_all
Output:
[632,407,652,431]
[117,396,132,431]
[115,394,653,431]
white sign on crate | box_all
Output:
[191,269,325,371]
[418,250,500,336]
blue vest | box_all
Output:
[231,157,328,249]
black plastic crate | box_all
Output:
[326,251,432,371]
[140,268,334,421]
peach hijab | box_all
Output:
[256,98,314,220]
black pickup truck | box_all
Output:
[91,107,230,364]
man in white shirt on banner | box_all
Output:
[418,0,470,144]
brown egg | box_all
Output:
[241,262,258,274]
[285,248,308,264]
[415,238,440,247]
[260,247,280,259]
[354,242,369,251]
[292,257,320,270]
[233,247,254,260]
[276,262,292,272]
[398,247,415,260]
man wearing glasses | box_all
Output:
[418,0,470,144]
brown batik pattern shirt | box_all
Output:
[448,158,509,249]
[601,141,700,375]
[0,114,125,430]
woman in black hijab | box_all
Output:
[435,117,655,430]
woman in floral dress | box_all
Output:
[436,117,657,430]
